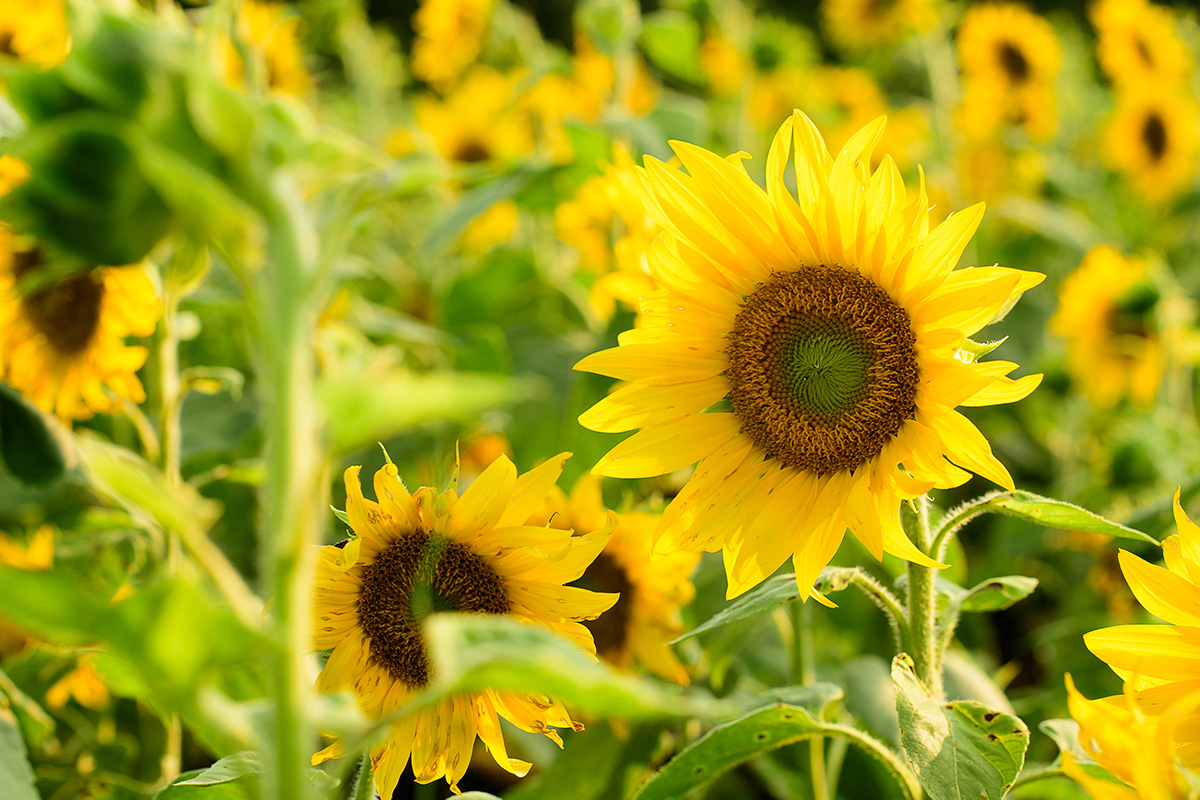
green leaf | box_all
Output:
[0,667,55,748]
[175,751,261,785]
[0,706,40,800]
[503,723,659,800]
[155,775,254,800]
[632,687,920,800]
[958,337,1008,363]
[638,11,704,84]
[987,491,1157,544]
[421,170,532,257]
[939,576,1039,613]
[0,383,68,486]
[893,654,1029,800]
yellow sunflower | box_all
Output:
[1050,246,1166,410]
[530,475,699,684]
[0,234,159,421]
[223,0,311,96]
[555,143,659,320]
[414,66,536,168]
[572,35,659,121]
[0,0,69,67]
[956,3,1061,141]
[575,112,1043,601]
[1104,87,1199,204]
[1091,0,1191,89]
[411,0,493,92]
[312,455,618,796]
[821,0,939,53]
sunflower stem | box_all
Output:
[907,495,943,700]
[156,284,184,572]
[349,750,376,800]
[791,601,829,800]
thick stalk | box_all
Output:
[907,496,943,699]
[792,602,829,800]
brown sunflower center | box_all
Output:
[998,41,1030,83]
[0,30,15,57]
[726,266,919,476]
[576,552,633,660]
[357,532,510,688]
[12,249,105,356]
[452,139,491,164]
[1142,113,1168,162]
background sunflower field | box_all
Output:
[2,0,1200,798]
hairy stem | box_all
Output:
[907,496,943,699]
[792,602,829,800]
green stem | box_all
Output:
[845,569,909,653]
[792,602,829,800]
[349,750,375,800]
[929,491,1005,564]
[157,287,184,571]
[907,496,943,700]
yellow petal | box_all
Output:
[1085,625,1200,683]
[1118,549,1200,626]
[936,410,1015,490]
[578,377,729,433]
[574,341,726,383]
[592,413,741,479]
[445,455,518,539]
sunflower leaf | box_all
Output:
[987,491,1157,544]
[0,706,39,800]
[0,383,68,486]
[669,572,801,644]
[893,653,1029,800]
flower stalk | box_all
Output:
[907,495,943,699]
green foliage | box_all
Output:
[986,491,1157,544]
[639,12,704,85]
[0,707,39,800]
[0,384,67,486]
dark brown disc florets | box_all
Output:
[12,248,104,356]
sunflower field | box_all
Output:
[5,0,1200,798]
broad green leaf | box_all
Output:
[639,11,704,84]
[504,721,661,800]
[319,369,523,453]
[893,654,1029,800]
[155,774,254,800]
[0,384,68,486]
[0,706,39,800]
[632,689,920,800]
[988,491,1156,544]
[941,576,1039,613]
[175,751,261,785]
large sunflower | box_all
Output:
[576,112,1043,600]
[532,475,700,684]
[0,0,69,67]
[1104,87,1199,204]
[312,455,618,796]
[0,234,159,420]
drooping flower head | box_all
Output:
[312,454,618,796]
[531,475,700,684]
[575,112,1043,601]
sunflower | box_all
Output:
[414,66,536,168]
[571,35,659,121]
[1091,0,1191,89]
[531,475,699,684]
[223,0,311,96]
[956,3,1061,141]
[0,0,69,67]
[312,455,618,796]
[575,112,1043,601]
[821,0,939,53]
[555,143,659,320]
[0,233,159,420]
[1103,87,1199,204]
[1050,246,1166,410]
[700,31,749,98]
[411,0,493,92]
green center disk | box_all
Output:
[777,322,873,422]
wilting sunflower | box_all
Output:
[1091,0,1191,89]
[0,235,159,420]
[411,0,492,92]
[1064,674,1200,799]
[531,475,699,684]
[222,0,311,96]
[576,112,1043,600]
[956,3,1061,141]
[821,0,939,53]
[414,66,536,168]
[0,0,69,67]
[1050,246,1166,410]
[1104,87,1199,204]
[312,455,617,796]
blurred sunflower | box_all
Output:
[0,236,159,420]
[1104,87,1199,204]
[821,0,939,53]
[414,66,535,168]
[576,112,1043,600]
[700,31,749,98]
[1091,0,1191,89]
[571,35,659,121]
[223,0,311,96]
[312,455,617,796]
[555,143,658,320]
[532,475,699,684]
[956,3,1060,141]
[411,0,492,92]
[801,67,929,170]
[0,0,69,67]
[1064,674,1200,799]
[1050,246,1166,410]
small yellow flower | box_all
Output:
[572,36,659,121]
[0,0,69,67]
[821,0,939,53]
[1104,86,1199,204]
[223,0,311,96]
[458,200,519,254]
[1091,0,1191,89]
[1050,246,1167,409]
[411,0,493,92]
[0,525,53,572]
[312,455,617,795]
[414,67,536,167]
[46,655,109,711]
[700,31,749,97]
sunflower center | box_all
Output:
[357,532,510,688]
[726,267,919,476]
[12,249,105,356]
[575,552,632,660]
[1142,113,1167,162]
[1109,281,1159,339]
[998,41,1030,83]
[453,139,491,164]
[0,31,15,56]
